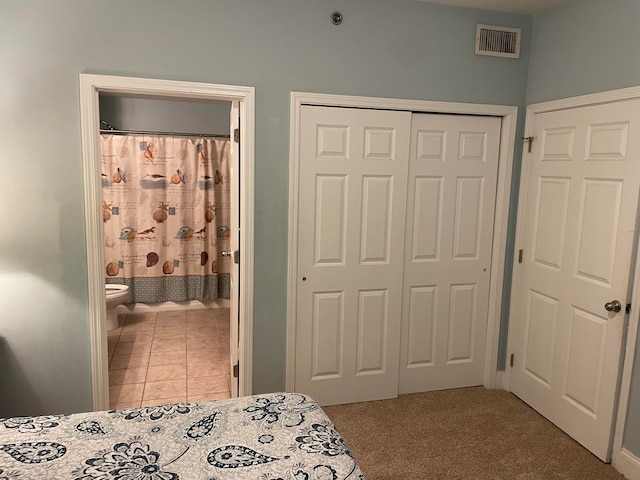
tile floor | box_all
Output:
[107,308,231,409]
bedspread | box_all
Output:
[0,392,365,480]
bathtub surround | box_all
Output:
[116,298,230,314]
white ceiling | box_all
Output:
[415,0,569,15]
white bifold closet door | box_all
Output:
[295,105,411,406]
[398,113,501,394]
[294,106,501,405]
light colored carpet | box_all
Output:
[323,387,625,480]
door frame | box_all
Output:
[79,73,255,410]
[285,91,518,392]
[505,85,640,470]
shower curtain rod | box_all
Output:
[100,128,230,139]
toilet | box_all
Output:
[105,284,129,330]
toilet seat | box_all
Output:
[105,284,128,300]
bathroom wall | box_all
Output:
[0,0,531,416]
[99,96,231,135]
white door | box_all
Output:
[511,99,640,461]
[229,101,240,397]
[295,105,411,406]
[399,113,502,393]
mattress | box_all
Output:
[0,392,365,479]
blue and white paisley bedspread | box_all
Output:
[0,392,365,480]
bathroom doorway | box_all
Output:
[79,74,255,411]
[100,94,234,408]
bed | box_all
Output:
[0,392,365,479]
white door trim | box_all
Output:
[614,449,640,480]
[506,85,640,471]
[286,91,518,392]
[79,73,255,410]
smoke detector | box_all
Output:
[475,24,521,58]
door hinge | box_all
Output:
[518,249,523,263]
[233,363,239,378]
[510,353,514,368]
[522,136,535,153]
[233,250,240,264]
[627,303,632,314]
[234,128,240,143]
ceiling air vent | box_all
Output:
[475,24,521,59]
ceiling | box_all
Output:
[414,0,569,15]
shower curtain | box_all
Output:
[101,134,231,304]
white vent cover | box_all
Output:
[475,24,521,59]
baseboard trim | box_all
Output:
[117,299,230,314]
[493,371,506,390]
[613,448,640,480]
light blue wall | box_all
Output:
[526,0,640,458]
[0,0,531,416]
[527,0,640,104]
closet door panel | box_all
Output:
[295,105,411,406]
[399,113,501,393]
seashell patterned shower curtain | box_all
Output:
[101,135,231,304]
